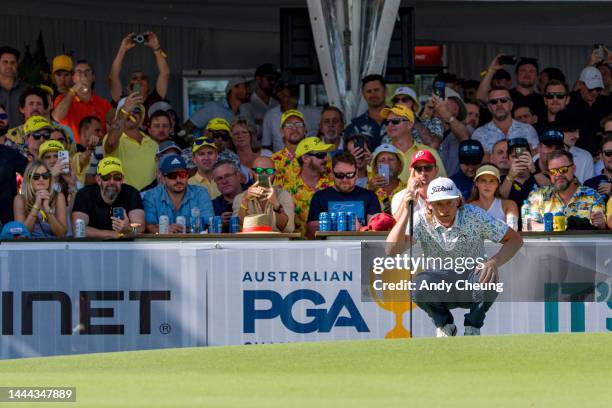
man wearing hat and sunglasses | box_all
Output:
[387,177,523,336]
[390,87,443,147]
[22,115,55,160]
[189,136,220,199]
[72,157,145,238]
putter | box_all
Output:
[408,199,414,338]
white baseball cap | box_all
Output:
[392,87,420,112]
[427,177,461,202]
[579,67,604,90]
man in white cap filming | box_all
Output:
[386,177,522,337]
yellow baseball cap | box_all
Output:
[280,109,305,127]
[206,118,231,133]
[24,116,54,135]
[192,137,218,153]
[295,137,335,159]
[38,140,65,159]
[97,157,124,176]
[380,104,415,123]
[52,55,73,74]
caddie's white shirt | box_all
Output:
[391,189,426,233]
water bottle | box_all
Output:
[520,200,531,231]
[190,207,201,233]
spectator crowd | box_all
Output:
[1,35,611,239]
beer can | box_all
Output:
[75,218,86,238]
[176,216,187,233]
[553,212,566,232]
[346,212,356,231]
[229,216,241,233]
[158,215,170,234]
[330,212,338,231]
[543,212,553,232]
[318,212,331,232]
[336,212,347,232]
[214,216,223,233]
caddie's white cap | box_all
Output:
[427,177,461,202]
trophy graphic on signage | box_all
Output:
[370,267,415,339]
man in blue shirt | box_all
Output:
[450,140,484,200]
[143,154,213,233]
[344,74,388,150]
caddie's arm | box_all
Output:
[386,188,416,256]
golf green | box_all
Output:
[0,333,610,407]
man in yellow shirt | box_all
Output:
[189,136,220,199]
[381,104,446,183]
[270,109,306,186]
[103,93,157,191]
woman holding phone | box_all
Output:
[468,163,518,227]
[13,160,67,238]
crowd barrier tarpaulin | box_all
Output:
[0,242,213,360]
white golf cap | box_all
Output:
[579,67,604,90]
[427,177,461,202]
[392,87,420,112]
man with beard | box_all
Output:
[240,63,280,140]
[306,152,380,239]
[450,140,485,200]
[211,160,245,233]
[104,92,158,191]
[147,110,172,143]
[72,157,145,238]
[270,109,308,186]
[465,102,480,130]
[184,77,251,135]
[490,140,510,177]
[318,104,344,153]
[535,80,571,135]
[344,74,389,149]
[472,87,539,159]
[0,46,30,128]
[527,150,606,230]
[6,87,50,146]
[143,154,213,233]
[555,110,594,183]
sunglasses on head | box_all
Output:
[101,173,124,182]
[488,97,511,105]
[307,152,328,159]
[388,118,409,125]
[544,92,566,100]
[413,164,435,173]
[602,149,612,158]
[252,167,275,175]
[0,113,8,120]
[165,170,188,180]
[30,132,51,141]
[32,171,51,180]
[194,137,215,146]
[548,165,571,176]
[333,171,356,179]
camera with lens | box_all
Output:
[132,33,148,44]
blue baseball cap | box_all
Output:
[539,129,564,147]
[159,154,187,175]
[1,221,31,240]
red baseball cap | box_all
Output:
[410,149,436,167]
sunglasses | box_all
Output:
[165,170,188,180]
[252,167,275,175]
[32,171,51,180]
[388,118,409,125]
[413,164,435,173]
[30,132,51,141]
[0,113,8,120]
[194,137,215,146]
[544,92,567,100]
[488,97,512,105]
[333,171,356,179]
[307,152,328,159]
[211,131,230,141]
[284,122,305,130]
[101,173,124,182]
[603,149,612,158]
[394,97,412,103]
[548,165,571,176]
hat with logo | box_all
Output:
[370,143,404,171]
[458,140,484,165]
[38,140,65,159]
[205,118,231,133]
[410,149,436,167]
[295,136,335,159]
[427,177,462,202]
[157,140,182,157]
[24,115,53,135]
[0,221,31,240]
[380,104,415,123]
[159,154,187,175]
[391,87,421,112]
[255,63,280,78]
[280,109,305,127]
[579,67,604,90]
[97,157,124,176]
[52,54,73,74]
[192,137,217,153]
[539,129,564,147]
[241,214,275,233]
[475,164,501,182]
[225,76,252,94]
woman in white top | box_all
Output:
[468,163,518,226]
